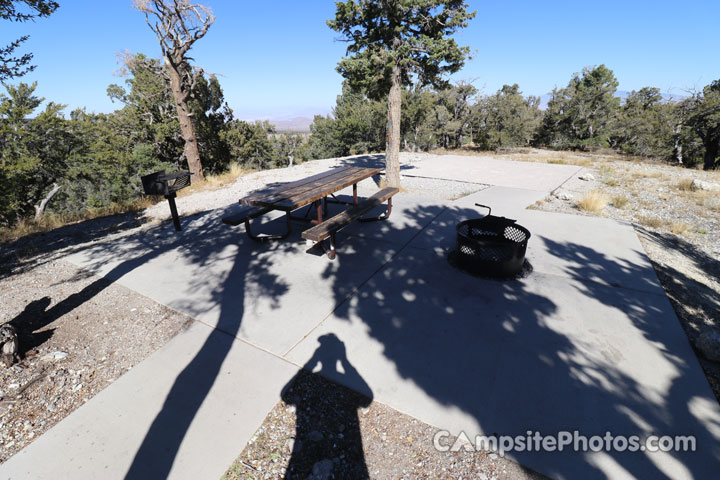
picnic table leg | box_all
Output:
[359,197,393,222]
[316,200,323,224]
[353,183,358,205]
[320,233,337,260]
[244,211,292,242]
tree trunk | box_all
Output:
[703,139,719,170]
[167,63,204,180]
[34,183,61,222]
[385,65,402,188]
[673,122,683,165]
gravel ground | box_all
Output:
[0,257,193,462]
[223,370,546,480]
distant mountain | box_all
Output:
[270,117,314,133]
[538,90,687,110]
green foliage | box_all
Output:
[683,80,720,170]
[473,84,541,150]
[0,82,77,224]
[401,87,437,151]
[536,65,620,150]
[221,120,278,170]
[429,82,477,149]
[611,87,675,158]
[328,0,475,98]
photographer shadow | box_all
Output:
[282,334,373,479]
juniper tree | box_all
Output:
[328,0,474,187]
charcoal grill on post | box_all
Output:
[453,204,531,278]
[141,170,192,231]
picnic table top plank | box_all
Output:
[275,167,381,210]
[243,167,380,211]
[240,166,361,206]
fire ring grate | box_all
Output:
[451,204,532,279]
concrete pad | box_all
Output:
[408,186,548,253]
[0,322,298,480]
[339,192,454,247]
[401,154,582,191]
[516,210,665,295]
[285,247,720,479]
[64,208,398,356]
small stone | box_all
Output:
[308,430,323,442]
[691,179,720,192]
[0,389,5,398]
[307,459,333,480]
[696,330,720,362]
[489,453,498,459]
[285,438,295,451]
[553,191,574,201]
[578,173,595,181]
[8,383,19,390]
[42,351,68,362]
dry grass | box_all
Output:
[631,170,666,180]
[178,162,251,198]
[576,190,609,213]
[637,215,665,229]
[611,195,629,209]
[669,222,691,236]
[702,196,720,212]
[0,197,155,244]
[676,178,696,191]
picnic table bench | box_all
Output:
[223,166,398,259]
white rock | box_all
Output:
[691,179,720,192]
[553,191,574,201]
[578,173,595,181]
[696,330,720,362]
[42,351,68,362]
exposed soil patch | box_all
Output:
[223,370,546,480]
[0,257,193,462]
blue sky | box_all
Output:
[3,1,718,119]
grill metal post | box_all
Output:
[166,192,182,231]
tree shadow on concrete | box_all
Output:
[9,204,289,478]
[309,201,720,479]
[282,333,372,479]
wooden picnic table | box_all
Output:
[223,166,386,244]
[241,166,380,222]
